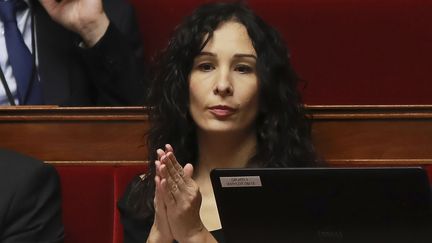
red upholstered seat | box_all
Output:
[54,163,148,243]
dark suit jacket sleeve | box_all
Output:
[0,151,64,243]
[78,3,147,106]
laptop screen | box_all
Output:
[210,167,432,243]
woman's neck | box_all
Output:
[194,130,256,231]
[196,130,257,175]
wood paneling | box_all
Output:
[1,105,431,166]
[0,107,149,162]
[310,105,432,166]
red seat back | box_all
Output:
[54,163,148,243]
[129,0,432,105]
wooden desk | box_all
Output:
[1,105,431,166]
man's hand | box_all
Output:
[39,0,109,47]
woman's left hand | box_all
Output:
[158,145,214,243]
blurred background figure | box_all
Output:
[0,0,146,106]
[0,148,63,242]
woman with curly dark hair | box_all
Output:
[118,2,318,242]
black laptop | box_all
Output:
[210,167,432,243]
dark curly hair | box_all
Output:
[127,1,318,219]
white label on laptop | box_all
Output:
[219,176,262,187]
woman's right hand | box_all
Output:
[147,149,174,243]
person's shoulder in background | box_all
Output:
[0,149,64,243]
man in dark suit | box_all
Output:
[0,149,64,242]
[0,0,146,106]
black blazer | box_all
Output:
[33,0,146,106]
[0,149,64,242]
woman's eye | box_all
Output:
[235,65,253,74]
[197,63,215,72]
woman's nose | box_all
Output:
[213,70,233,96]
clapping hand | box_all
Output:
[147,146,174,243]
[151,144,216,243]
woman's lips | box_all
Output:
[208,105,236,118]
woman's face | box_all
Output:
[189,21,259,135]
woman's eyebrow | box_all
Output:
[197,52,216,57]
[197,52,256,59]
[233,54,257,59]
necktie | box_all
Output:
[0,0,43,104]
